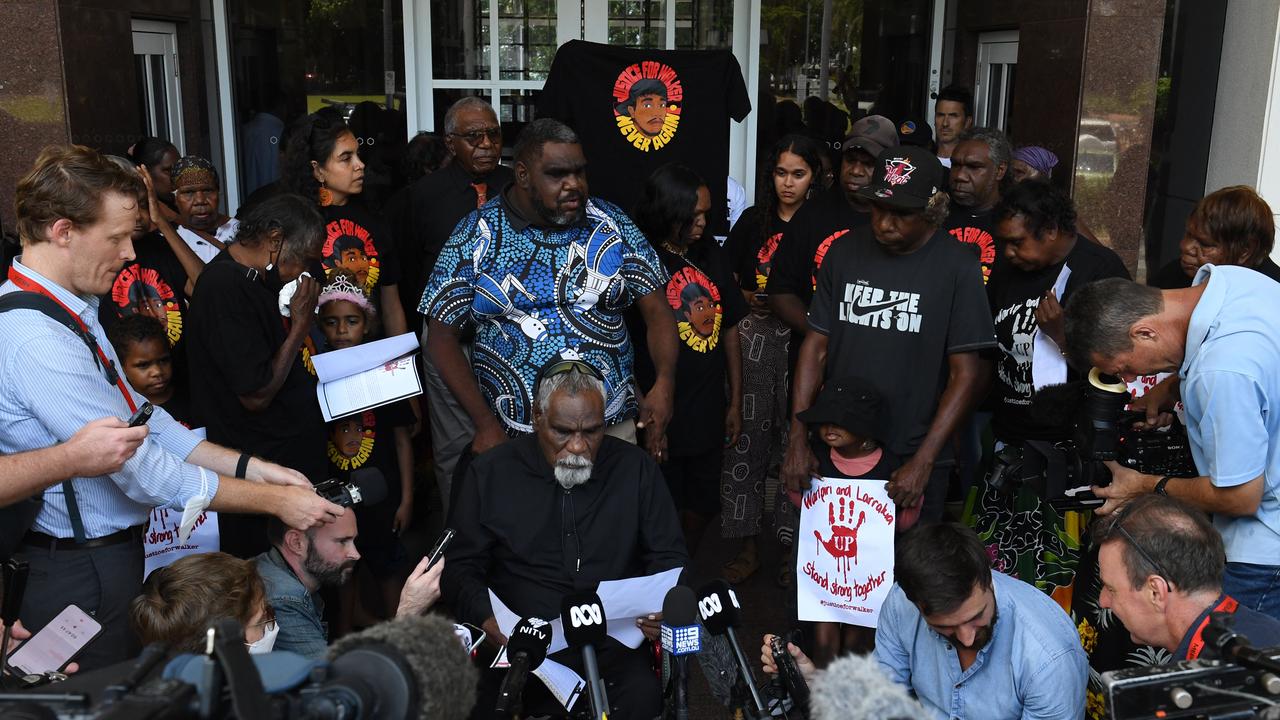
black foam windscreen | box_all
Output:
[662,585,699,627]
[327,614,477,720]
[1027,380,1088,430]
[506,617,553,669]
[696,579,742,635]
[350,467,387,506]
[560,591,608,648]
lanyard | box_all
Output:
[7,266,138,414]
[1185,595,1239,659]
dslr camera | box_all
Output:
[986,369,1197,511]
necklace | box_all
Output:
[661,240,688,257]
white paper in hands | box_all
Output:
[311,332,421,381]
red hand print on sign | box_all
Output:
[814,497,866,583]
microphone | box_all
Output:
[495,617,553,715]
[327,614,479,720]
[697,580,767,717]
[561,591,609,720]
[660,586,701,720]
[809,652,924,720]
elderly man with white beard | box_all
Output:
[442,358,687,718]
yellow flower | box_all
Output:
[1077,618,1099,654]
[1086,688,1106,719]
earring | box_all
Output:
[317,180,333,207]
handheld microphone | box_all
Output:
[697,579,767,717]
[809,652,923,720]
[561,591,609,720]
[495,617,553,716]
[660,586,701,720]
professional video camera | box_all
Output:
[314,467,386,508]
[1101,614,1280,719]
[986,368,1198,511]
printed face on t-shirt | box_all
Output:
[629,94,669,137]
[612,64,683,152]
[667,266,723,350]
[327,410,376,470]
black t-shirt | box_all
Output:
[400,162,515,313]
[810,436,902,480]
[537,40,751,237]
[986,237,1131,442]
[765,185,870,308]
[942,205,999,285]
[631,242,748,456]
[326,399,414,551]
[808,228,996,459]
[723,205,788,292]
[320,201,402,321]
[185,251,326,482]
[1149,257,1280,289]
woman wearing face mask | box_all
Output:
[131,552,279,654]
[719,134,824,586]
[185,193,328,558]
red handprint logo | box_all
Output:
[815,497,866,583]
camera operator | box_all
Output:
[256,513,444,659]
[761,523,1087,720]
[0,417,146,506]
[1065,267,1280,619]
[0,145,343,671]
[1094,494,1280,659]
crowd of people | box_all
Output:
[2,81,1280,720]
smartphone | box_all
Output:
[453,622,486,654]
[127,402,154,428]
[7,604,103,675]
[754,292,768,302]
[425,528,456,570]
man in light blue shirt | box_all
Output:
[3,146,344,669]
[762,523,1087,719]
[1065,265,1280,619]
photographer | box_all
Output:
[1094,494,1280,658]
[256,513,444,659]
[0,146,343,671]
[0,418,146,506]
[1065,267,1280,619]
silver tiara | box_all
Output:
[323,274,365,297]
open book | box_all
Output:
[312,332,423,421]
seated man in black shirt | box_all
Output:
[1094,494,1280,659]
[444,360,687,719]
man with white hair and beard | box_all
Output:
[443,358,687,718]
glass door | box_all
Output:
[975,30,1018,131]
[132,19,186,154]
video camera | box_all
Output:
[987,369,1197,511]
[314,467,386,508]
[0,618,422,720]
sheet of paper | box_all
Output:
[317,355,422,421]
[797,477,895,627]
[1031,264,1072,390]
[311,332,420,382]
[489,647,585,712]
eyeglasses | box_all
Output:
[1111,508,1173,588]
[244,605,276,643]
[538,358,605,386]
[448,127,503,147]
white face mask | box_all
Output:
[246,619,279,655]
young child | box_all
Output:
[107,313,192,426]
[792,375,920,666]
[316,271,414,622]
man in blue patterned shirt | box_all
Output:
[421,118,678,461]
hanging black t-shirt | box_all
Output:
[325,399,414,563]
[100,232,192,385]
[808,228,996,460]
[765,185,870,308]
[185,251,326,482]
[986,237,1131,443]
[320,201,402,322]
[631,242,748,456]
[537,40,751,237]
[723,205,789,292]
[1149,257,1280,289]
[942,205,1000,285]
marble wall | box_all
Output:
[0,0,71,233]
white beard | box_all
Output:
[555,455,593,489]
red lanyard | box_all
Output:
[8,266,138,413]
[1185,595,1239,659]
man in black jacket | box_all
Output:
[444,360,686,718]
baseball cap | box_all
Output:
[841,115,897,159]
[796,376,885,442]
[897,117,934,148]
[856,145,945,210]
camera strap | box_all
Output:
[1,266,141,546]
[1186,595,1239,659]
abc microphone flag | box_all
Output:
[561,591,609,720]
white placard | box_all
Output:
[143,507,219,580]
[797,477,895,627]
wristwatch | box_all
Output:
[1154,476,1173,496]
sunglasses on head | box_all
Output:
[538,358,604,387]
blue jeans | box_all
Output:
[1223,562,1280,620]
